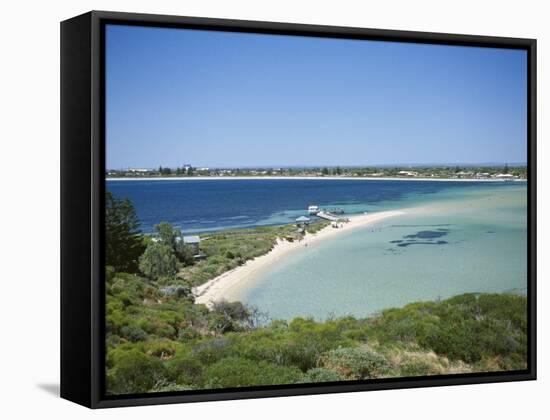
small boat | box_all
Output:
[308,205,320,215]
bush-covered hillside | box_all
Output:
[106,267,527,394]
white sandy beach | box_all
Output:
[193,209,405,307]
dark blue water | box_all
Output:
[106,179,517,234]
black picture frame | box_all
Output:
[60,10,537,409]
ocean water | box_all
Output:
[107,179,527,320]
[106,179,522,233]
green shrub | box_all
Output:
[106,349,166,394]
[319,347,390,379]
[398,359,433,377]
[120,325,148,342]
[192,337,232,364]
[105,333,122,349]
[280,318,356,371]
[178,327,201,341]
[303,367,345,383]
[149,380,194,393]
[369,294,527,369]
[138,318,177,339]
[141,339,181,359]
[165,350,204,385]
[225,250,235,259]
[203,357,303,388]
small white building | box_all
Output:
[476,172,491,179]
[494,173,515,180]
[183,235,201,255]
[398,170,418,177]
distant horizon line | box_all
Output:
[107,162,527,171]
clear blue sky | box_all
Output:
[106,24,527,169]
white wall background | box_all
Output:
[0,0,546,418]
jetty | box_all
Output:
[317,211,348,222]
[307,204,350,222]
[308,205,349,222]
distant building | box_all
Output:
[398,170,418,177]
[128,168,150,173]
[183,235,201,255]
[476,172,491,179]
[494,173,515,180]
[295,216,311,226]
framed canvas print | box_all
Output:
[60,11,536,408]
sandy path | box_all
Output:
[193,210,405,307]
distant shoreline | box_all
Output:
[106,176,526,183]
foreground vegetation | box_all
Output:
[105,192,527,395]
[107,272,527,394]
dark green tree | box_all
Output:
[155,222,179,249]
[503,163,509,174]
[105,192,144,272]
[154,222,195,265]
[139,242,178,280]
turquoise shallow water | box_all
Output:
[236,183,527,320]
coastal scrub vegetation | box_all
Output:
[105,192,528,395]
[106,269,527,394]
[179,221,328,287]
